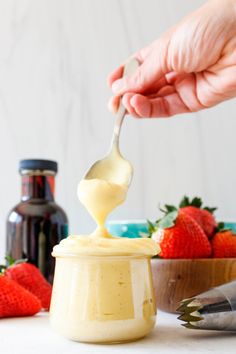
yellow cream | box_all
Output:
[51,172,159,343]
[50,255,156,342]
[53,177,159,256]
[53,234,159,256]
[77,178,128,237]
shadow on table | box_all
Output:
[119,324,236,349]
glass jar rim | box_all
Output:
[52,252,152,259]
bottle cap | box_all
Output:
[19,159,58,173]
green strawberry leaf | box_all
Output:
[179,196,202,208]
[147,219,157,236]
[191,197,202,208]
[216,222,231,233]
[159,207,166,213]
[179,196,190,208]
[203,206,217,214]
[157,210,178,229]
[5,255,15,266]
[179,195,217,214]
[5,255,28,266]
[164,204,177,213]
[159,204,177,214]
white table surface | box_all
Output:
[1,311,235,354]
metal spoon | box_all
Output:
[84,58,139,186]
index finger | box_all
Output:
[107,48,148,88]
[107,65,124,88]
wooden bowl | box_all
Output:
[151,258,236,313]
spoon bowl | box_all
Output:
[84,147,133,186]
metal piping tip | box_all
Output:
[177,281,236,331]
[177,303,200,314]
[178,312,203,322]
[181,322,198,329]
[177,297,204,327]
[176,298,194,312]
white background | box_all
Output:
[0,0,235,261]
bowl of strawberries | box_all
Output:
[149,196,236,313]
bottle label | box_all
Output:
[22,175,55,200]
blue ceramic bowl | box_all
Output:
[106,219,149,238]
[106,220,236,238]
[224,221,236,233]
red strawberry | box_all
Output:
[5,262,52,310]
[212,230,236,258]
[179,196,217,239]
[151,206,211,258]
[0,275,41,318]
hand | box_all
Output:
[108,0,236,118]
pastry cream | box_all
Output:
[53,177,159,256]
[50,175,159,343]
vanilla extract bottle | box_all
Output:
[6,159,68,283]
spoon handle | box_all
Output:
[112,58,140,147]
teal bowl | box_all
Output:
[224,222,236,233]
[106,220,148,238]
[106,220,236,239]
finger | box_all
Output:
[142,76,169,96]
[130,93,190,118]
[112,42,168,95]
[108,75,172,114]
[174,73,204,111]
[107,65,124,88]
[156,85,175,97]
[108,96,120,113]
[122,93,141,118]
[107,50,146,88]
[108,94,141,117]
[157,72,205,111]
[165,71,180,84]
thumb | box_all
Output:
[111,40,168,96]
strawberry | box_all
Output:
[179,196,217,239]
[212,227,236,258]
[151,206,211,258]
[0,275,41,318]
[5,262,52,310]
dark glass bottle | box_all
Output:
[6,159,68,283]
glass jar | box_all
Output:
[50,252,156,343]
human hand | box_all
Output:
[108,0,236,118]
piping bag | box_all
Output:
[177,280,236,331]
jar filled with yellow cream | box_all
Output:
[50,235,159,343]
[50,177,160,343]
